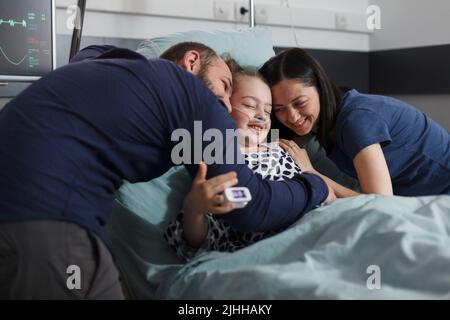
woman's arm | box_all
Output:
[306,170,359,198]
[296,135,360,191]
[353,143,393,195]
[182,162,238,249]
[279,139,358,198]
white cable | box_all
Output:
[281,0,300,47]
[233,107,271,125]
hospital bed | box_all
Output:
[100,28,450,300]
[108,167,450,300]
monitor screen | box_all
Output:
[0,0,55,82]
[232,189,246,199]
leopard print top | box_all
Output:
[164,143,302,261]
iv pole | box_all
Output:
[249,0,255,28]
[69,0,87,60]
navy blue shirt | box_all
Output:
[330,89,450,196]
[0,46,328,241]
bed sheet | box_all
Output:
[108,194,450,299]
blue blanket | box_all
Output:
[108,194,450,299]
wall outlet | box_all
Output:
[255,4,269,24]
[335,13,348,30]
[235,2,249,23]
[213,1,233,20]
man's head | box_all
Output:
[160,42,233,112]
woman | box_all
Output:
[259,48,450,196]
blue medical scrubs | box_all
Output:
[329,89,450,196]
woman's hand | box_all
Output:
[278,139,315,173]
[183,162,239,217]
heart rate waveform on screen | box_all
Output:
[0,16,28,66]
[0,18,27,28]
[0,1,54,79]
[0,46,27,66]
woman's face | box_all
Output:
[230,76,272,147]
[271,79,320,136]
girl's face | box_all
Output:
[230,76,272,147]
[271,79,321,136]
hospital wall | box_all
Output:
[1,0,372,110]
[369,0,450,130]
[2,0,450,130]
[53,0,371,52]
[369,0,450,51]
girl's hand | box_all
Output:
[278,139,315,173]
[183,162,239,217]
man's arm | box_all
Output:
[69,45,118,63]
[185,101,330,233]
[222,170,330,232]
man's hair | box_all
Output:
[160,42,218,81]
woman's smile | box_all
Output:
[290,116,311,133]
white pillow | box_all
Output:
[136,27,275,69]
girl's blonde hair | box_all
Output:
[223,56,269,88]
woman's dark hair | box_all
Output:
[259,48,345,152]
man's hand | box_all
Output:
[183,162,239,217]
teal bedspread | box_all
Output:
[108,194,450,299]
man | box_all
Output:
[0,42,333,299]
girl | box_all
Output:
[164,62,356,261]
[259,48,450,196]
